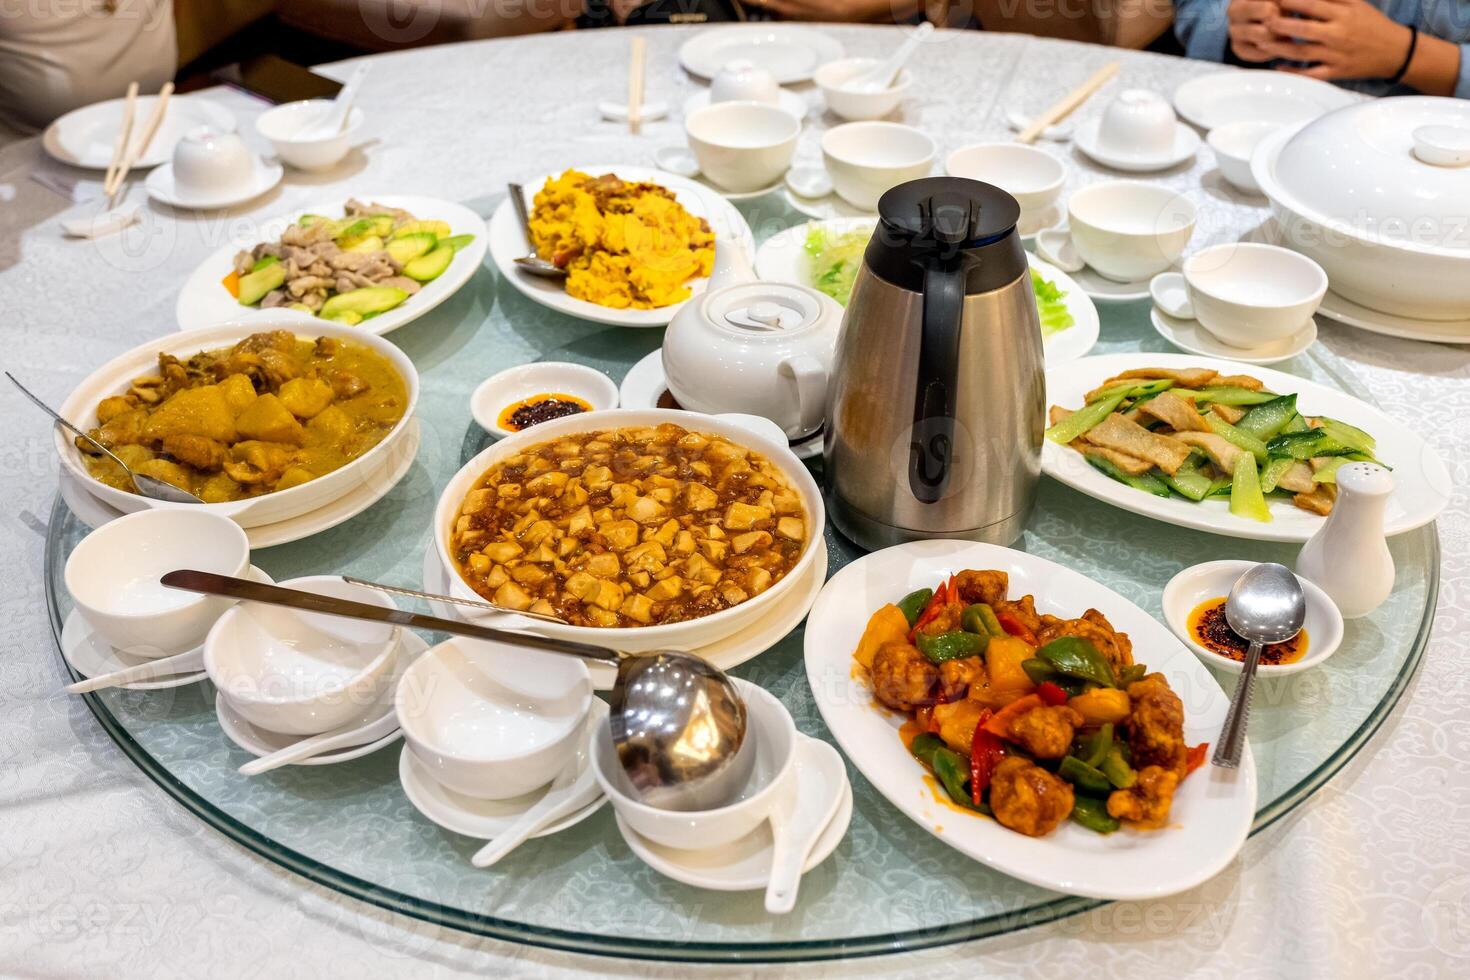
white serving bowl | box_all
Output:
[1162,560,1344,676]
[1251,97,1470,321]
[814,58,912,121]
[395,636,592,799]
[56,317,419,529]
[821,122,935,211]
[470,362,619,440]
[593,678,796,849]
[205,576,401,735]
[255,99,365,172]
[1067,180,1196,282]
[944,142,1065,211]
[1207,120,1277,194]
[1181,242,1326,348]
[65,508,250,658]
[172,127,253,196]
[433,408,826,654]
[686,100,801,193]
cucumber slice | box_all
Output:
[385,233,436,266]
[319,286,409,320]
[297,214,326,227]
[441,233,475,251]
[1266,429,1352,460]
[1280,413,1310,434]
[391,219,451,240]
[1093,378,1176,403]
[236,263,286,305]
[288,303,313,313]
[1229,453,1272,522]
[1259,456,1296,493]
[345,235,385,254]
[1159,468,1213,501]
[322,309,364,326]
[250,254,281,273]
[1191,386,1279,407]
[1047,391,1127,444]
[403,243,453,282]
[1318,417,1376,455]
[333,218,375,245]
[1085,456,1171,497]
[1312,457,1350,484]
[1205,415,1270,463]
[1237,394,1298,440]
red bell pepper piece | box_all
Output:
[1035,681,1069,706]
[909,574,958,641]
[969,709,1004,804]
[1185,742,1208,776]
[982,693,1044,739]
[995,610,1038,645]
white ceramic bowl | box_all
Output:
[593,678,796,849]
[1207,121,1277,195]
[172,127,253,196]
[1162,560,1344,676]
[255,100,365,172]
[56,317,419,529]
[1097,89,1177,158]
[821,122,935,211]
[944,142,1065,211]
[1067,180,1196,282]
[65,508,250,658]
[205,576,402,735]
[470,362,619,440]
[1181,242,1326,348]
[433,408,826,654]
[395,635,592,799]
[814,58,912,121]
[710,59,782,105]
[686,101,801,193]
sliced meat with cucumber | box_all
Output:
[237,262,286,305]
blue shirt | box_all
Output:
[1173,0,1470,99]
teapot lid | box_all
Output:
[866,177,1027,294]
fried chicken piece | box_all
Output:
[231,330,297,356]
[990,757,1074,837]
[1107,765,1180,828]
[915,602,965,636]
[938,655,984,702]
[954,569,1007,606]
[993,594,1041,636]
[871,641,938,712]
[1035,609,1134,674]
[1125,673,1187,773]
[161,434,227,472]
[1007,704,1084,759]
[222,440,299,486]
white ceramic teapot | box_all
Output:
[662,239,844,441]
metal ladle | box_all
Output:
[1212,563,1306,768]
[507,182,568,280]
[162,569,753,811]
[8,372,206,504]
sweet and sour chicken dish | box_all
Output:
[852,570,1206,837]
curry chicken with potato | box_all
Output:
[450,424,807,628]
[852,570,1206,837]
[79,331,407,502]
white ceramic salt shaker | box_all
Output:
[1295,462,1395,618]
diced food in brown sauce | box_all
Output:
[450,423,807,628]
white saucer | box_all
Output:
[651,146,786,201]
[399,700,609,840]
[60,565,273,691]
[1150,306,1316,364]
[1034,228,1170,303]
[1315,289,1470,345]
[1074,118,1200,173]
[421,534,828,689]
[145,156,283,210]
[618,349,824,459]
[616,734,852,892]
[781,166,876,221]
[43,95,237,170]
[598,99,670,124]
[215,632,428,766]
[683,88,809,123]
[59,417,421,550]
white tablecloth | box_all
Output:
[2,25,1466,977]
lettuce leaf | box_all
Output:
[803,224,873,306]
[1031,267,1075,336]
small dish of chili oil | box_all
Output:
[470,362,619,439]
[497,393,593,432]
[1187,596,1308,666]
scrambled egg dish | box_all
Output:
[528,170,714,310]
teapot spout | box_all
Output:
[708,236,756,291]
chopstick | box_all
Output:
[1016,62,1119,145]
[102,82,138,200]
[107,81,173,205]
[628,36,646,135]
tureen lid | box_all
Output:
[1272,96,1470,251]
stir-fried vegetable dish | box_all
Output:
[852,569,1206,837]
[1048,366,1386,521]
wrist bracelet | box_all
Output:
[1389,26,1418,85]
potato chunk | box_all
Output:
[277,377,335,419]
[235,393,306,445]
[142,385,237,443]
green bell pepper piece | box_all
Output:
[1059,755,1113,795]
[916,630,986,664]
[1117,664,1148,686]
[912,734,990,814]
[1101,746,1136,789]
[1037,636,1117,688]
[961,603,1004,638]
[1070,795,1120,834]
[909,733,946,768]
[1079,722,1114,768]
[896,588,933,627]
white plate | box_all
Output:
[1172,71,1357,132]
[487,166,754,328]
[43,95,236,170]
[421,536,828,689]
[683,88,810,123]
[1074,118,1199,173]
[1044,353,1452,542]
[145,156,283,211]
[215,632,427,765]
[60,417,421,550]
[804,538,1255,901]
[59,565,273,691]
[617,735,852,891]
[1315,289,1470,345]
[754,220,1098,364]
[398,701,609,840]
[679,26,845,84]
[175,196,488,336]
[1150,306,1317,365]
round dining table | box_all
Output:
[1,22,1466,977]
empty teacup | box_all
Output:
[1066,180,1196,282]
[1153,243,1327,348]
[1098,89,1177,159]
[172,127,253,197]
[686,101,800,193]
[820,121,935,210]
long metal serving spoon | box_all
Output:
[1212,563,1306,768]
[8,372,205,504]
[341,575,568,625]
[162,570,753,811]
[507,182,568,279]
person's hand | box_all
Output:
[1227,0,1283,63]
[1257,0,1415,80]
